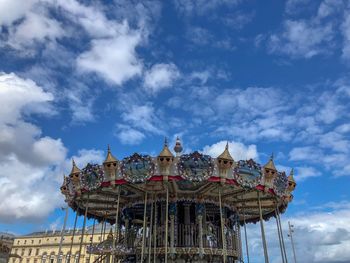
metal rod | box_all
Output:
[102,219,107,240]
[258,192,269,263]
[219,188,226,263]
[141,192,148,262]
[112,186,120,263]
[153,200,157,263]
[57,207,68,263]
[275,208,285,263]
[77,200,89,263]
[288,221,297,263]
[243,211,250,263]
[68,210,79,263]
[277,208,288,263]
[88,219,96,263]
[148,195,154,263]
[165,186,169,263]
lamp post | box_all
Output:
[288,221,297,263]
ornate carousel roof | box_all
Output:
[60,138,296,225]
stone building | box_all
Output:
[0,233,15,263]
[9,225,109,263]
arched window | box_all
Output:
[50,252,55,263]
[74,254,79,263]
[58,252,63,263]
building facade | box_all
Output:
[0,233,15,263]
[9,226,108,263]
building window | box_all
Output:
[74,254,79,263]
[15,249,18,254]
[26,259,30,263]
[21,249,25,256]
[31,240,34,244]
[34,259,38,263]
[58,253,63,263]
[28,248,32,256]
[17,240,20,244]
[41,254,47,263]
[50,255,55,263]
[36,249,40,256]
[24,240,27,244]
[39,240,41,244]
[85,258,89,263]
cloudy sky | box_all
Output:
[0,0,350,262]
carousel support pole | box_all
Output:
[153,200,157,263]
[57,207,68,263]
[88,219,96,263]
[165,185,169,263]
[103,217,107,240]
[198,213,204,258]
[218,188,227,263]
[243,211,250,263]
[141,192,148,262]
[169,204,175,256]
[100,219,105,240]
[148,195,154,263]
[238,224,243,262]
[258,192,269,263]
[78,198,89,263]
[112,186,120,263]
[277,208,288,263]
[275,208,285,263]
[68,211,79,263]
[124,218,129,248]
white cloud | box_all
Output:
[7,11,65,51]
[246,202,350,263]
[77,27,143,85]
[202,140,258,161]
[0,0,34,26]
[269,19,334,59]
[143,63,180,93]
[173,0,240,16]
[295,166,321,181]
[341,10,350,60]
[0,72,104,222]
[0,72,54,123]
[115,125,146,145]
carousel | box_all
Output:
[60,138,296,263]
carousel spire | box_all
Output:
[174,136,183,157]
[70,159,81,175]
[264,153,277,171]
[104,145,118,163]
[218,142,234,161]
[159,138,174,157]
[288,168,295,182]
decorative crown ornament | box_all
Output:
[217,142,234,182]
[157,138,174,176]
[103,145,119,186]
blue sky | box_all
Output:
[0,0,350,262]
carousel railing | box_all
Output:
[118,223,238,251]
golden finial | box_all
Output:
[159,137,174,157]
[70,159,81,175]
[264,153,276,171]
[217,142,233,161]
[104,145,117,163]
